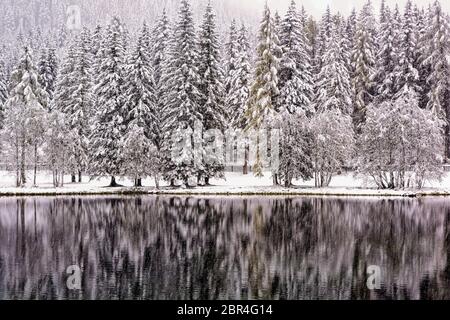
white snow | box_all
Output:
[1,170,450,197]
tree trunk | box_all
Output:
[15,141,20,187]
[135,178,142,187]
[272,174,278,186]
[33,144,38,186]
[78,171,82,183]
[20,138,26,186]
[155,177,160,189]
[243,141,249,175]
[205,176,210,186]
[110,176,118,187]
[71,175,76,183]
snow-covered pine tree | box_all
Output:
[244,3,281,179]
[66,28,94,183]
[91,25,106,118]
[160,0,204,187]
[226,23,252,175]
[375,4,400,102]
[394,0,420,97]
[91,25,103,59]
[0,57,8,127]
[53,41,77,180]
[278,0,314,115]
[2,46,48,186]
[54,43,77,117]
[224,19,238,124]
[121,23,158,187]
[150,9,170,154]
[316,5,333,72]
[276,0,315,186]
[89,17,127,187]
[197,1,226,185]
[423,0,450,159]
[415,6,431,109]
[346,8,357,54]
[351,0,377,129]
[315,22,352,115]
[38,45,58,105]
[227,24,251,130]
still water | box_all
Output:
[0,196,449,300]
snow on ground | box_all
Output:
[1,170,450,197]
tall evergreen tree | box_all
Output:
[228,24,251,130]
[244,4,281,178]
[67,28,94,182]
[38,46,58,106]
[0,57,8,127]
[160,0,204,186]
[315,22,352,114]
[197,2,226,185]
[121,23,158,187]
[277,0,314,115]
[2,46,48,186]
[351,0,377,129]
[423,1,450,158]
[224,19,238,123]
[375,4,400,102]
[276,0,315,187]
[89,17,127,187]
[394,0,420,96]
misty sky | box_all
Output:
[249,0,450,17]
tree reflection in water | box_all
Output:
[0,196,449,300]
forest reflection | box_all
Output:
[0,196,450,300]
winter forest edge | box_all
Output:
[0,0,449,191]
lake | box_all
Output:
[0,196,449,300]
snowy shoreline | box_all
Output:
[1,171,450,198]
[0,186,449,198]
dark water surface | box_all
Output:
[1,196,450,300]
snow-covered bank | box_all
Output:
[1,171,450,197]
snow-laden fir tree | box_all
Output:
[121,23,158,187]
[37,45,58,104]
[422,1,450,159]
[197,2,226,185]
[225,23,251,174]
[89,17,127,187]
[54,42,76,116]
[224,19,238,124]
[375,4,400,102]
[275,0,314,186]
[1,46,48,186]
[415,6,430,109]
[315,5,333,73]
[351,0,377,129]
[244,3,281,179]
[277,0,314,115]
[394,0,420,97]
[91,25,103,58]
[315,22,352,114]
[54,39,78,182]
[149,9,170,155]
[227,24,251,130]
[0,58,8,127]
[66,28,94,182]
[357,88,444,189]
[160,0,204,187]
